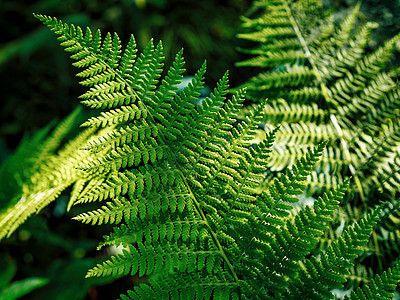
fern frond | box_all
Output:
[73,197,133,225]
[346,261,400,300]
[237,1,400,202]
[236,1,400,295]
[81,102,148,128]
[120,271,239,300]
[75,166,178,204]
[0,108,93,240]
[0,183,71,240]
[288,203,386,298]
[242,180,349,296]
[98,213,205,250]
[35,8,400,299]
[79,139,165,173]
[263,101,327,124]
[82,121,158,152]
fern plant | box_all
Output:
[236,0,400,280]
[27,12,400,299]
[236,0,400,199]
[0,106,100,240]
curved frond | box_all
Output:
[0,108,94,240]
[33,7,400,299]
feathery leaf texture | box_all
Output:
[0,107,97,240]
[346,260,400,300]
[236,0,400,295]
[237,0,400,202]
[32,7,400,299]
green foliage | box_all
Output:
[1,0,400,298]
[0,107,98,240]
[25,10,400,298]
[0,0,244,159]
[237,0,400,199]
[0,255,48,300]
[237,0,400,285]
[347,261,400,300]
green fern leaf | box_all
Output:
[34,8,400,299]
[0,107,94,240]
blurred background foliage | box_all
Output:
[0,0,399,299]
[0,0,249,158]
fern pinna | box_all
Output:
[237,0,400,200]
[237,0,400,283]
[35,13,400,299]
[0,107,97,240]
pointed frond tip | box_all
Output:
[30,7,400,300]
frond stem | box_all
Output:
[285,2,365,201]
[126,89,241,286]
[65,28,241,284]
[180,173,241,285]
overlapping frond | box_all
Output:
[0,107,94,240]
[237,0,400,203]
[287,204,386,298]
[237,0,400,295]
[346,261,400,300]
[34,8,400,299]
